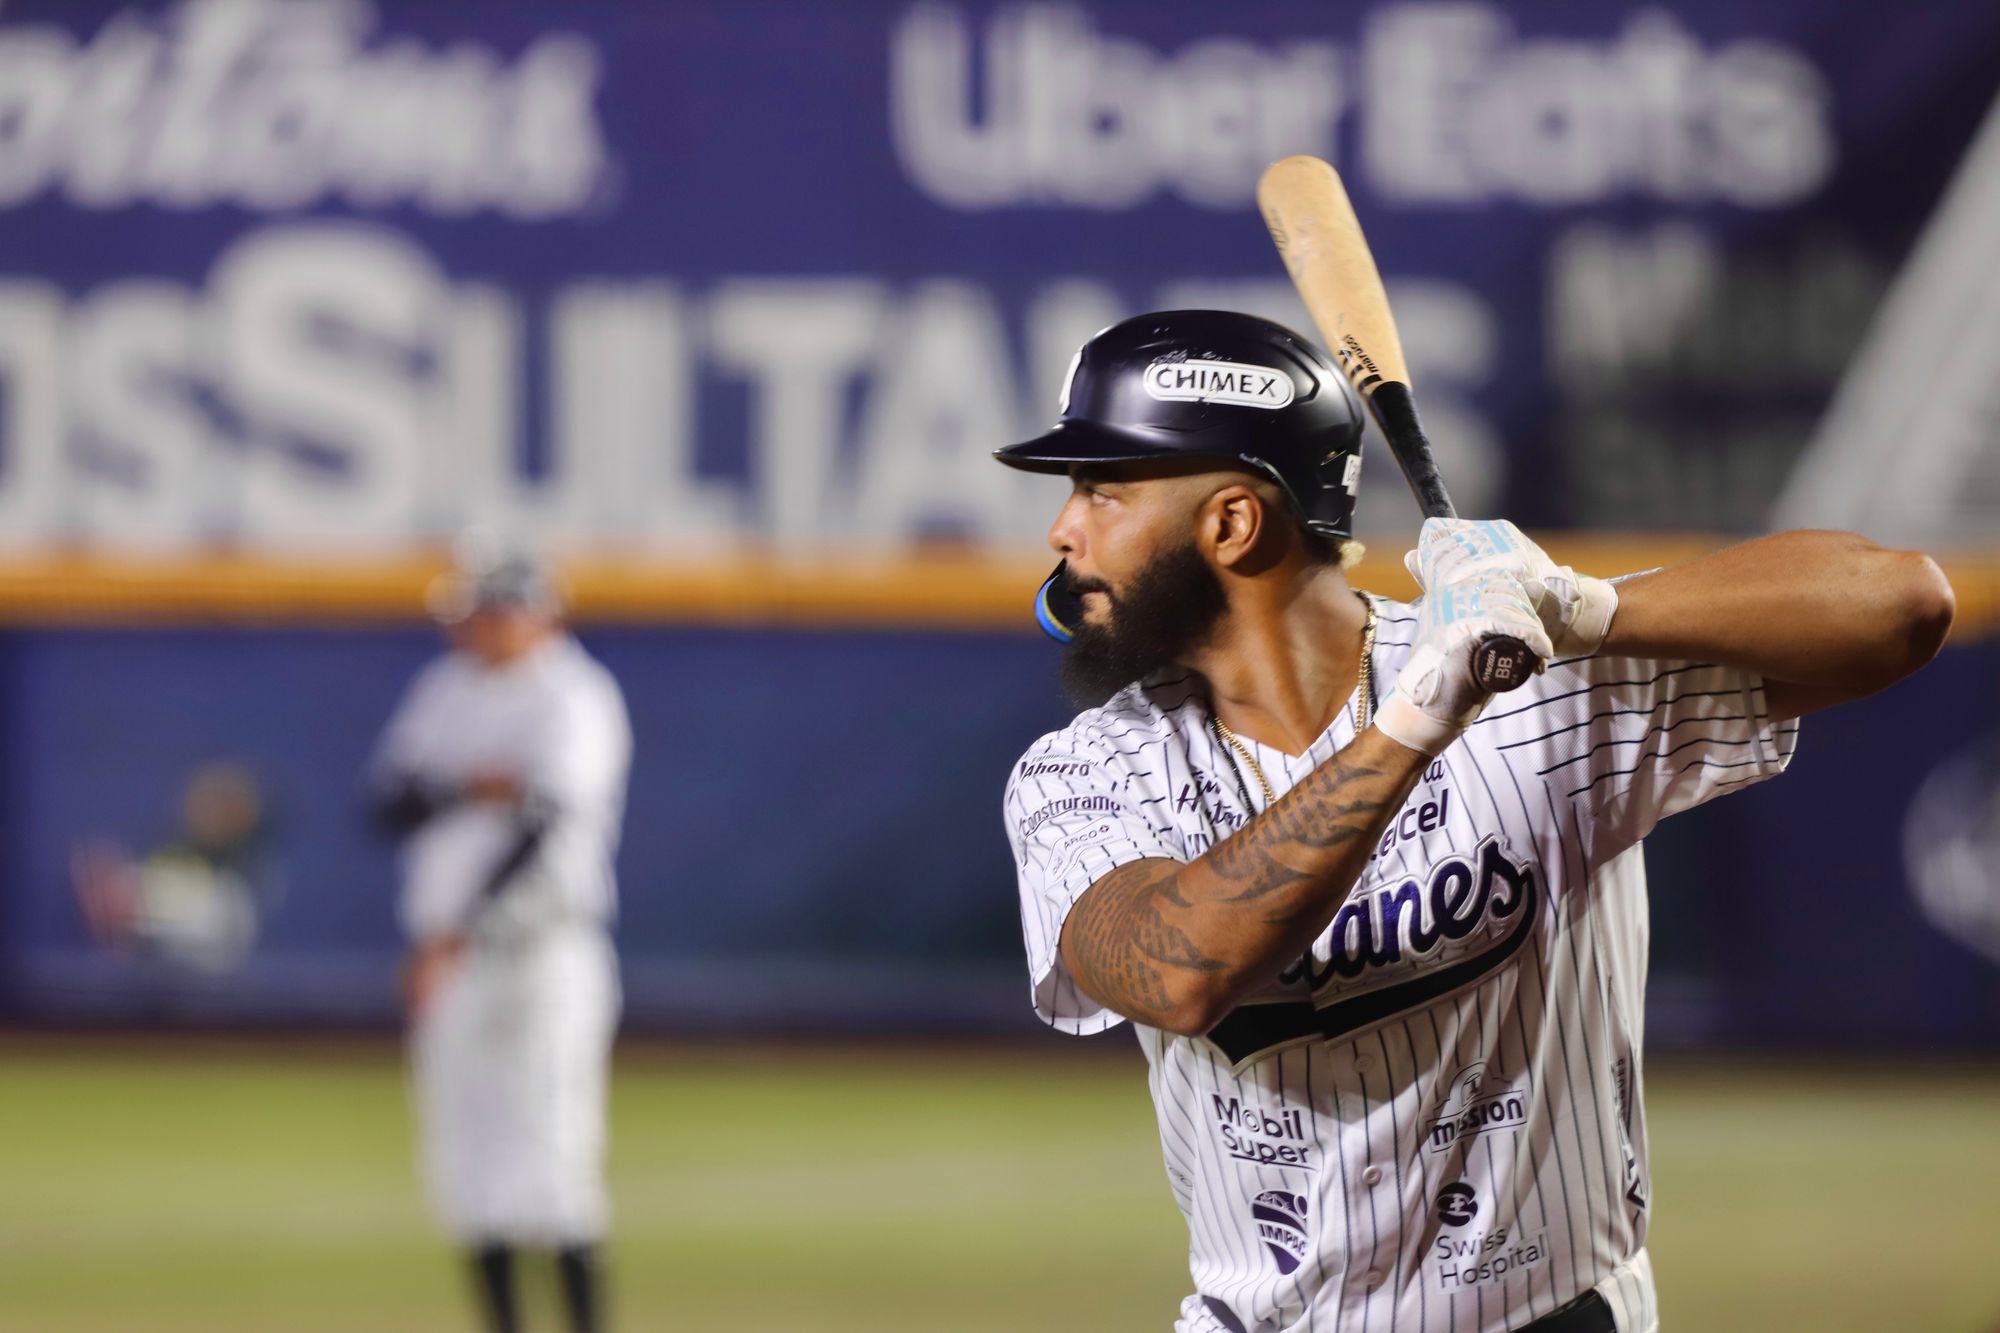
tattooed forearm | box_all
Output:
[1253,758,1392,848]
[1206,758,1394,904]
[1203,837,1313,898]
[1063,861,1215,1023]
[1059,728,1427,1033]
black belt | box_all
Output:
[1520,1288,1616,1333]
[1201,1285,1614,1333]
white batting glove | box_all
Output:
[1403,518,1618,659]
[1531,565,1619,658]
[1402,518,1546,589]
[1375,568,1554,757]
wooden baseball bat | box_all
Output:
[1256,154,1539,693]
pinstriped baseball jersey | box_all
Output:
[1003,594,1799,1333]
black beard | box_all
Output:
[1059,539,1228,707]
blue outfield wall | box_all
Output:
[1,623,1995,1049]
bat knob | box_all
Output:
[1472,635,1540,693]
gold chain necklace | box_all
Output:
[1211,715,1278,808]
[1209,595,1377,812]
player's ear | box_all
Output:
[1204,483,1268,572]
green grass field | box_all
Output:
[1,1040,1995,1332]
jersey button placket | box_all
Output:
[1361,1164,1383,1187]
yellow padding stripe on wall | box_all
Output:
[0,538,1995,641]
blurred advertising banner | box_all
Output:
[1776,91,2000,548]
[0,0,1993,556]
[1,2,1997,1045]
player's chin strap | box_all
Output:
[1035,561,1084,644]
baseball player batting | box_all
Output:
[996,309,1955,1332]
[371,554,632,1333]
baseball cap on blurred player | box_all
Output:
[425,551,564,625]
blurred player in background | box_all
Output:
[370,553,632,1333]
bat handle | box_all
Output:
[1366,387,1544,694]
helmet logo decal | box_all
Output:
[1142,359,1295,410]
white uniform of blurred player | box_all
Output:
[372,555,631,1333]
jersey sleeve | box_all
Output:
[1004,732,1184,1035]
[1479,654,1800,860]
[370,659,450,784]
[523,662,632,820]
[485,655,632,933]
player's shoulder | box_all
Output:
[406,650,472,697]
[1007,671,1205,791]
[566,635,622,686]
[540,635,623,696]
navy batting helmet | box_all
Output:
[997,309,1366,642]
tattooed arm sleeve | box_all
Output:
[1056,728,1428,1036]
